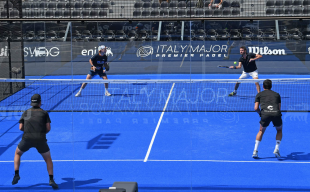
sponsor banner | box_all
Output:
[21,41,310,62]
[12,41,310,75]
[23,42,71,62]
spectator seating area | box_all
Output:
[1,0,309,19]
[0,0,113,18]
[1,22,308,42]
[266,0,310,15]
[133,0,241,17]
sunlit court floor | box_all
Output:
[0,111,310,192]
[0,74,310,191]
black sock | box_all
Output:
[15,170,19,176]
[49,175,53,180]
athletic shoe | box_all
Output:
[228,92,236,96]
[12,175,20,185]
[49,179,59,189]
[105,91,111,96]
[252,150,258,158]
[75,91,81,97]
[273,149,281,158]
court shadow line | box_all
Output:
[1,177,105,190]
[255,152,310,161]
[278,152,310,161]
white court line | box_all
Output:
[143,83,175,162]
[0,159,143,163]
[1,159,309,164]
[148,160,310,164]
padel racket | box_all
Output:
[217,65,230,68]
[104,62,110,71]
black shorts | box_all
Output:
[18,139,50,154]
[88,70,107,78]
[260,115,282,128]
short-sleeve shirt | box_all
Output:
[19,107,51,141]
[213,0,221,4]
[239,53,257,73]
[91,53,108,71]
[255,90,281,116]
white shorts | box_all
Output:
[209,3,222,9]
[239,70,258,79]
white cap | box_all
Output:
[98,45,106,51]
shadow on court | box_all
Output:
[0,178,105,190]
[0,133,22,156]
[254,152,310,161]
[279,152,310,161]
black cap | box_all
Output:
[31,94,41,107]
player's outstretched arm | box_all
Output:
[249,54,263,62]
[229,62,242,69]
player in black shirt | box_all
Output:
[252,79,282,158]
[75,45,111,97]
[228,46,262,96]
[13,94,58,189]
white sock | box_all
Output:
[233,90,237,93]
[78,87,83,93]
[105,88,108,92]
[275,140,281,150]
[254,140,260,151]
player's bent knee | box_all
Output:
[276,126,282,131]
[15,147,23,156]
[259,126,267,132]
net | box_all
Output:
[0,78,309,112]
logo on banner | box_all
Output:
[0,46,8,57]
[248,46,286,55]
[24,47,60,57]
[136,44,228,58]
[136,46,153,57]
[106,47,113,56]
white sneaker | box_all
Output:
[105,91,111,96]
[252,150,258,158]
[273,149,281,158]
[75,91,81,97]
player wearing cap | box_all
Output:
[75,45,111,97]
[228,46,262,96]
[12,94,58,189]
[252,79,282,158]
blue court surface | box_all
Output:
[0,74,310,192]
